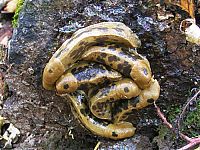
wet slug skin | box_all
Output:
[65,90,136,140]
[82,44,152,89]
[113,79,160,123]
[42,22,141,90]
[89,79,160,122]
[56,61,122,94]
[42,22,161,140]
[89,78,141,120]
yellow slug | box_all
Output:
[42,22,161,140]
[56,61,122,94]
[89,78,141,120]
[113,79,160,123]
[65,90,136,140]
[43,22,141,90]
[82,44,152,89]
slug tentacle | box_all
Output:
[43,22,141,90]
[65,90,136,140]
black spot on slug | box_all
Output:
[108,45,117,51]
[80,108,87,117]
[124,87,129,93]
[112,131,118,137]
[100,53,107,58]
[92,105,97,111]
[63,84,69,89]
[122,63,132,76]
[117,63,123,71]
[143,68,148,76]
[71,68,77,74]
[96,56,106,64]
[79,41,86,46]
[130,96,140,107]
[108,55,118,62]
[110,98,115,101]
[95,43,106,47]
[78,84,89,91]
[48,69,53,73]
[95,37,109,43]
[147,99,154,104]
[97,102,103,109]
[121,47,128,52]
[117,62,131,77]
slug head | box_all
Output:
[43,58,65,90]
[130,60,152,89]
[56,73,78,94]
[136,79,160,109]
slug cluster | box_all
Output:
[43,22,160,140]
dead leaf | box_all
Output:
[179,0,195,18]
[3,0,18,13]
[163,0,195,18]
[0,0,10,10]
[0,22,13,47]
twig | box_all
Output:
[177,136,200,150]
[154,94,200,150]
[94,141,101,150]
[154,102,173,129]
[178,89,200,130]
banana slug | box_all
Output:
[56,61,122,94]
[42,22,161,140]
[65,90,136,140]
[113,79,160,123]
[89,78,141,120]
[82,44,152,89]
[43,22,141,90]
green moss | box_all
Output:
[157,125,172,140]
[156,93,200,148]
[12,0,25,27]
[181,98,200,137]
[167,104,181,122]
[159,95,200,138]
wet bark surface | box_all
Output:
[1,0,199,149]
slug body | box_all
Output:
[42,22,161,140]
[65,90,136,140]
[113,79,160,123]
[43,22,141,90]
[56,61,122,94]
[82,45,152,89]
[89,78,141,120]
